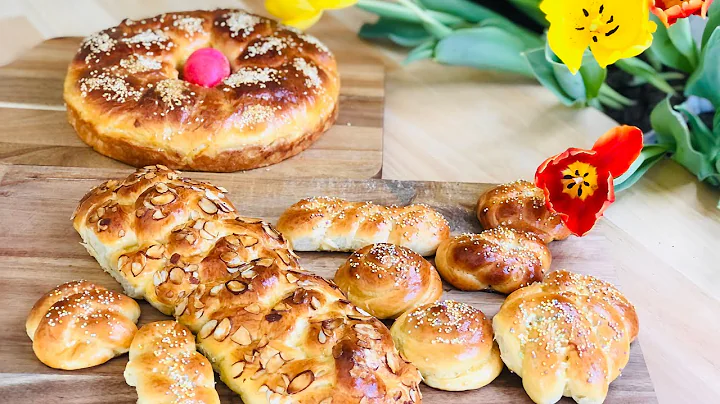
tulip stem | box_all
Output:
[356,0,466,26]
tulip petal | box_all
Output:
[545,12,591,74]
[266,0,317,22]
[282,11,323,30]
[591,125,644,177]
[309,0,359,9]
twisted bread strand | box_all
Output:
[73,166,422,404]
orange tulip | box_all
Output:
[535,126,644,236]
[650,0,713,26]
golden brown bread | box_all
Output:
[64,9,339,172]
[434,228,551,294]
[476,180,571,243]
[276,197,451,256]
[334,243,443,319]
[26,280,140,370]
[493,270,639,404]
[73,165,422,403]
[125,321,220,404]
[390,300,503,391]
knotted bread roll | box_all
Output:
[390,300,503,391]
[277,197,450,256]
[125,321,220,404]
[476,180,570,243]
[435,228,551,294]
[73,166,422,403]
[493,270,639,404]
[334,243,443,319]
[26,280,140,370]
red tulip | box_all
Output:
[535,126,644,236]
[650,0,713,26]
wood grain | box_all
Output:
[0,36,384,179]
[0,164,657,403]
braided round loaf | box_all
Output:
[493,270,639,404]
[73,166,422,403]
[64,9,339,172]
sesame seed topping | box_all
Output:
[122,29,173,51]
[79,72,142,102]
[292,58,321,88]
[235,104,274,128]
[155,79,189,110]
[224,11,260,38]
[81,32,117,63]
[244,36,290,58]
[172,16,205,36]
[223,67,278,89]
[119,54,162,74]
[300,33,330,53]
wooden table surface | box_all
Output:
[2,1,720,403]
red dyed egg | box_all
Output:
[182,48,230,88]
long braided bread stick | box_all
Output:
[73,165,422,404]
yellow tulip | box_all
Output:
[265,0,358,30]
[540,0,657,74]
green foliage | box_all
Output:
[614,145,669,192]
[506,0,547,27]
[614,58,676,94]
[416,0,502,22]
[650,97,719,185]
[702,0,720,48]
[686,28,720,109]
[358,18,431,47]
[648,14,696,73]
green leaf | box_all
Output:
[396,0,453,39]
[649,14,695,73]
[434,27,534,77]
[675,103,718,156]
[546,44,606,103]
[614,57,676,94]
[358,18,430,47]
[702,1,720,48]
[650,96,716,180]
[356,0,465,26]
[614,145,669,192]
[523,47,583,107]
[478,18,543,49]
[417,0,502,22]
[578,52,606,100]
[598,83,636,106]
[507,0,548,27]
[686,28,720,109]
[666,18,699,68]
[404,40,436,64]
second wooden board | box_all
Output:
[0,164,656,403]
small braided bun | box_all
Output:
[334,243,443,319]
[26,280,140,370]
[390,300,503,391]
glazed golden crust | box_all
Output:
[493,270,639,404]
[276,197,451,256]
[125,321,220,404]
[64,9,339,172]
[435,228,551,294]
[476,180,571,243]
[334,243,443,319]
[390,301,503,391]
[73,166,422,404]
[26,280,140,370]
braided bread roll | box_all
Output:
[26,280,140,370]
[334,243,443,319]
[476,180,570,243]
[125,321,220,404]
[493,270,639,404]
[434,228,551,294]
[73,166,422,403]
[277,197,450,256]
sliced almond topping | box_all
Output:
[155,182,169,193]
[198,319,218,339]
[226,280,246,294]
[192,220,206,230]
[239,235,258,247]
[231,361,245,379]
[184,264,199,273]
[88,213,99,223]
[259,385,269,393]
[231,326,252,345]
[144,172,157,179]
[221,251,242,267]
[151,192,175,206]
[169,267,184,284]
[265,354,284,373]
[135,209,145,218]
[310,296,321,310]
[225,235,240,246]
[236,217,263,224]
[285,273,298,284]
[209,284,224,296]
[195,309,204,319]
[185,233,196,244]
[276,250,292,265]
[245,303,261,314]
[174,299,188,317]
[255,257,274,267]
[409,388,417,402]
[262,223,282,240]
[318,330,327,344]
[193,299,205,309]
[213,318,232,341]
[319,398,332,404]
[118,256,129,270]
[279,351,295,362]
[241,269,257,279]
[203,221,218,236]
[131,262,144,276]
[152,209,165,220]
[386,352,399,374]
[198,197,218,214]
[153,270,168,286]
[251,369,266,381]
[145,244,165,259]
[288,370,314,394]
[199,230,214,240]
[353,324,382,340]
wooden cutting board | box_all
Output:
[0,35,384,178]
[0,164,657,403]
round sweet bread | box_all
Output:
[63,9,339,172]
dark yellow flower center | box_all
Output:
[576,3,620,43]
[561,161,598,201]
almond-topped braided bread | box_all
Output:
[64,9,339,172]
[125,321,220,404]
[73,165,422,404]
[277,197,450,256]
[26,280,140,370]
[493,270,639,404]
[476,180,570,243]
